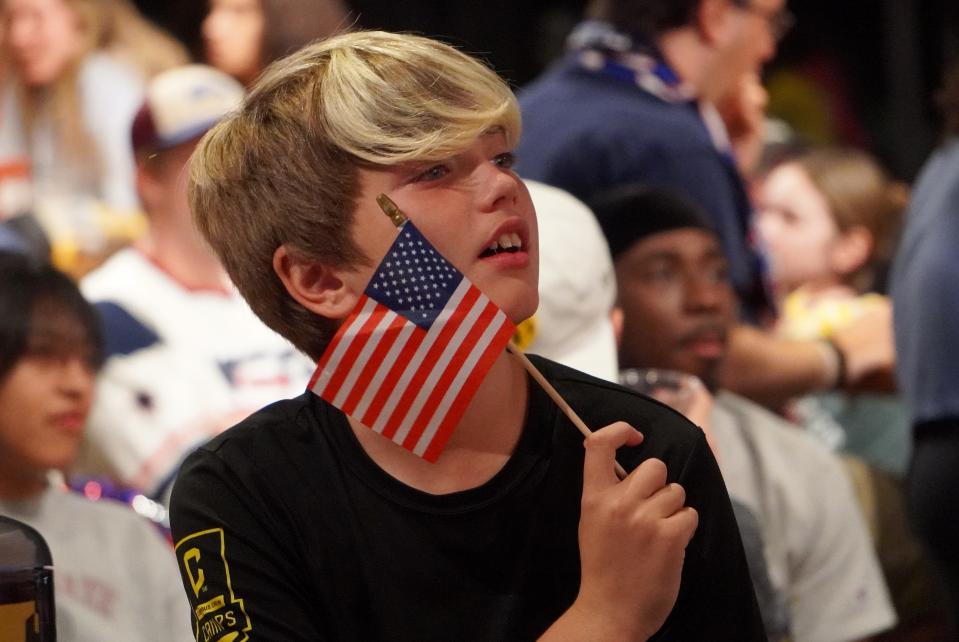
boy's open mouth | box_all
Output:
[479,233,523,258]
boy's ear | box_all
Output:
[830,225,873,277]
[272,245,359,319]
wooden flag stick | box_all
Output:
[377,194,408,227]
[507,344,628,480]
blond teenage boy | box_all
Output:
[169,31,764,641]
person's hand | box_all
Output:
[716,73,768,179]
[572,422,699,640]
[628,371,719,461]
[830,300,897,392]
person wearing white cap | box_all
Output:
[76,65,314,508]
[524,180,793,641]
[521,180,619,382]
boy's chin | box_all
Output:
[505,298,539,327]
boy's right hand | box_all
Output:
[573,422,698,641]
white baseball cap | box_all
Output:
[523,180,619,382]
[131,64,245,153]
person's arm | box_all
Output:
[169,447,326,641]
[723,302,895,409]
[539,423,698,642]
[722,324,835,408]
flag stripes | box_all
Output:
[310,273,514,461]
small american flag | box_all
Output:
[309,220,516,461]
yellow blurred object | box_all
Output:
[36,197,148,279]
[778,289,887,341]
[512,315,538,352]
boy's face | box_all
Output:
[346,129,539,324]
[615,228,735,389]
[0,344,95,488]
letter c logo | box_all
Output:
[183,547,205,597]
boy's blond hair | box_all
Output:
[189,31,521,360]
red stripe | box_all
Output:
[341,314,407,415]
[359,325,427,430]
[320,304,388,401]
[309,296,371,390]
[421,318,514,462]
[380,286,482,440]
[401,299,500,451]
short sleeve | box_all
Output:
[643,429,768,641]
[786,456,896,642]
[169,447,328,642]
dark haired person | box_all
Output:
[592,186,897,641]
[0,252,191,641]
[518,0,786,321]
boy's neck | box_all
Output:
[348,350,529,495]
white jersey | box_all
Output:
[712,391,896,642]
[0,486,193,642]
[79,248,314,501]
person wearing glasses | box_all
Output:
[517,0,791,323]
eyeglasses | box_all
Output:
[731,0,795,41]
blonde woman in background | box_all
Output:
[0,0,188,270]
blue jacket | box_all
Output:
[517,52,770,319]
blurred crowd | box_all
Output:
[0,0,958,640]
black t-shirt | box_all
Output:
[169,356,765,641]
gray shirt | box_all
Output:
[0,485,192,642]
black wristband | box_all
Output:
[826,338,847,390]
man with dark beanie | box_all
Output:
[593,184,897,642]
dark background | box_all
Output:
[135,0,959,182]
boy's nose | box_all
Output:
[475,165,520,214]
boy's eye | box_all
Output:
[413,164,450,183]
[493,152,516,169]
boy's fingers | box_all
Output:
[583,422,643,489]
[625,457,669,499]
[642,481,687,518]
[666,506,700,546]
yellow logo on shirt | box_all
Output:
[175,528,252,642]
